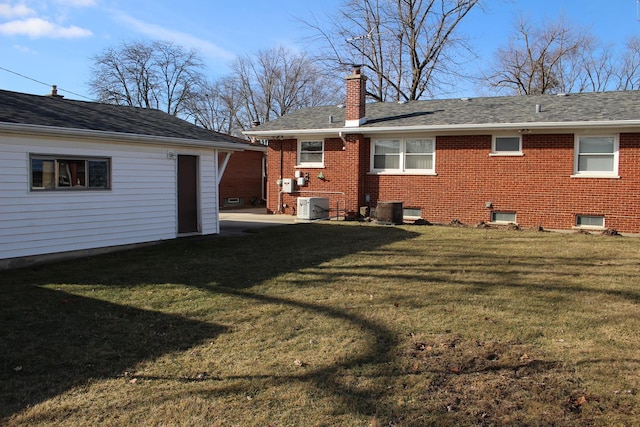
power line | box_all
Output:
[0,65,94,101]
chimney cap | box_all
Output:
[47,85,64,99]
[351,64,363,75]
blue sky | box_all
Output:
[1,0,639,100]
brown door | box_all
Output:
[178,155,198,234]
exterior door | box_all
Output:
[177,155,198,234]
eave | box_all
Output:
[0,122,247,152]
[244,119,640,139]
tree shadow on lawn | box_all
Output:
[4,224,625,424]
[0,284,227,420]
[0,224,419,422]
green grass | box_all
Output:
[1,223,639,426]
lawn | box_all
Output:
[1,222,639,426]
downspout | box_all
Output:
[338,131,347,149]
[278,140,284,212]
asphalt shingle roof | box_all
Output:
[252,90,640,132]
[0,89,245,145]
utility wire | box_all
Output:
[0,65,94,101]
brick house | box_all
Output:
[244,66,640,233]
[218,140,266,209]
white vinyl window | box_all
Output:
[492,136,522,155]
[491,211,517,223]
[576,215,605,229]
[574,135,618,177]
[30,155,111,191]
[298,141,324,167]
[372,138,434,173]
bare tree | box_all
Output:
[571,39,616,93]
[484,16,596,95]
[186,78,239,134]
[616,36,640,91]
[191,46,342,135]
[89,40,205,116]
[305,0,481,102]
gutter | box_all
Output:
[244,119,640,138]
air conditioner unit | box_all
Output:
[297,197,330,221]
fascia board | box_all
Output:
[244,120,640,138]
[0,122,247,151]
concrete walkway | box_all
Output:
[219,208,298,236]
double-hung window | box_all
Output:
[298,141,324,167]
[574,135,618,177]
[30,155,111,190]
[372,138,434,173]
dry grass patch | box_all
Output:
[1,223,639,426]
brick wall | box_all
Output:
[266,133,640,232]
[219,150,265,208]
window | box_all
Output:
[372,138,434,173]
[298,141,324,167]
[574,135,618,177]
[30,155,110,190]
[492,136,522,155]
[491,211,516,223]
[576,215,605,228]
[403,207,422,219]
[373,139,400,169]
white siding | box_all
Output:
[200,154,218,234]
[0,134,220,260]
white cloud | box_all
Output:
[0,3,35,18]
[54,0,97,6]
[113,11,235,61]
[0,17,92,38]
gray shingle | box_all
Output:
[0,89,246,145]
[252,91,640,132]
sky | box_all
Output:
[1,0,640,101]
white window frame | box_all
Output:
[370,137,436,175]
[490,211,517,224]
[297,140,324,168]
[403,207,422,220]
[575,215,605,229]
[491,135,523,156]
[573,135,619,178]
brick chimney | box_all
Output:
[345,65,367,127]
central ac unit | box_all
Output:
[297,197,330,220]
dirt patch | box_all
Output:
[401,334,598,425]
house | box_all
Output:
[0,88,252,268]
[245,66,640,233]
[218,139,266,208]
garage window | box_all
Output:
[30,155,111,191]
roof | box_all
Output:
[245,90,640,137]
[0,89,255,150]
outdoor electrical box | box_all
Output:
[282,178,294,193]
[297,197,330,221]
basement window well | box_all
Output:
[403,207,422,219]
[491,211,516,224]
[575,215,605,229]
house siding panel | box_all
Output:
[0,135,220,261]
